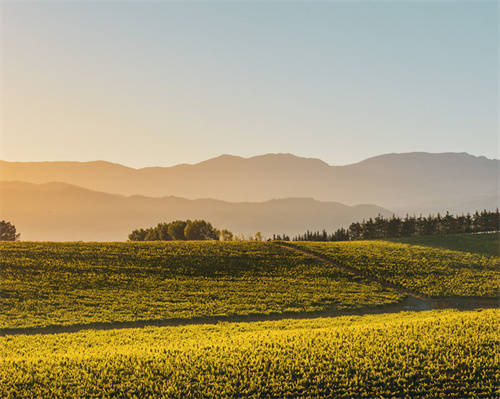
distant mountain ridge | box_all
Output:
[0,181,392,241]
[0,152,498,213]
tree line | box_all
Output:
[279,209,500,242]
[129,220,235,241]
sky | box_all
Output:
[0,1,498,168]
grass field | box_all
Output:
[0,241,403,329]
[289,240,499,297]
[1,309,497,398]
[388,232,500,256]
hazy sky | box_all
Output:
[1,1,498,167]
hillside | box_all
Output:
[388,232,500,257]
[0,309,500,398]
[2,310,497,398]
[0,241,403,329]
[2,239,498,397]
[290,241,498,298]
[0,181,391,241]
[2,240,497,330]
[1,152,498,212]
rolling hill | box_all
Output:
[0,181,392,241]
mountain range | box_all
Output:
[1,152,497,209]
[0,152,498,240]
[0,181,391,241]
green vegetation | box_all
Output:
[287,209,499,241]
[1,309,497,398]
[0,241,402,329]
[389,232,500,256]
[290,241,499,297]
[129,219,227,241]
[2,239,498,397]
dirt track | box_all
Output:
[276,242,430,301]
[277,242,498,310]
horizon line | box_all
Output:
[0,151,497,170]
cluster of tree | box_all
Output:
[0,220,20,241]
[285,210,500,242]
[272,234,291,241]
[129,220,235,241]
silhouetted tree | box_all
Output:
[184,220,219,240]
[254,232,263,241]
[220,229,234,241]
[0,220,20,241]
[278,209,500,242]
[129,220,231,241]
[168,220,187,240]
[144,228,160,241]
[128,228,147,241]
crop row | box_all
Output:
[0,241,402,329]
[1,309,497,398]
[290,241,499,297]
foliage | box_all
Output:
[184,220,219,240]
[291,241,500,297]
[1,309,497,398]
[0,220,19,241]
[129,219,226,241]
[289,209,500,242]
[0,241,402,329]
[389,232,500,257]
[219,229,233,241]
[168,220,187,240]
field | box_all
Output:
[289,241,499,297]
[0,241,403,329]
[388,231,500,256]
[1,309,497,398]
[1,239,498,397]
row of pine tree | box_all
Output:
[274,209,499,242]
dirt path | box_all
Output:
[276,242,430,303]
[275,242,499,311]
